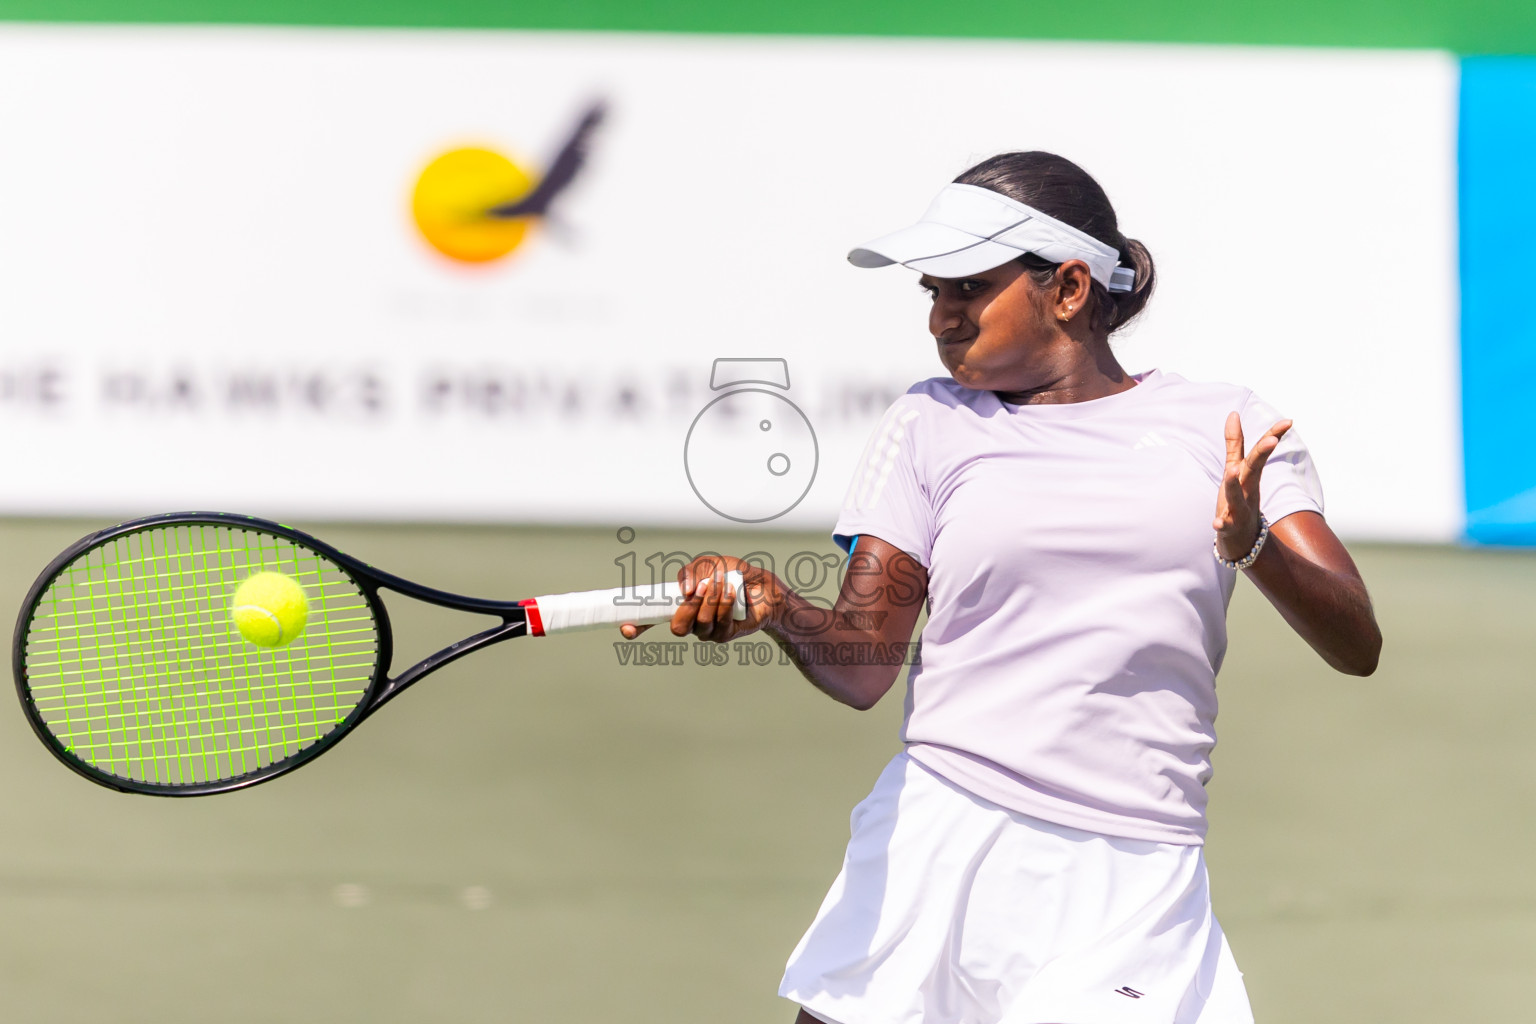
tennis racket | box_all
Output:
[12,512,744,797]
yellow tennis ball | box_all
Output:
[231,572,309,648]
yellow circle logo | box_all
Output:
[411,147,538,264]
[409,104,607,267]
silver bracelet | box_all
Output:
[1214,513,1269,570]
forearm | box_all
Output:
[1245,522,1381,675]
[765,588,908,710]
[662,539,925,708]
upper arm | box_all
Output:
[836,396,935,568]
[835,534,928,647]
[1268,511,1363,582]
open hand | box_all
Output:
[1214,412,1292,562]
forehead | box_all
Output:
[917,263,1026,289]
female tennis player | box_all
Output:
[624,151,1381,1024]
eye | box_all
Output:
[919,283,938,300]
[957,279,988,296]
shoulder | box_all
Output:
[870,379,1004,452]
[1136,369,1255,410]
[855,379,995,477]
[894,377,1003,419]
[1142,371,1297,433]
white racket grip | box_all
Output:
[526,570,746,636]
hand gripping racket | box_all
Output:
[12,512,744,797]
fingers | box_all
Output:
[694,570,722,633]
[1222,413,1293,489]
[1213,416,1291,553]
[671,579,701,636]
[692,565,738,643]
[1222,468,1245,510]
[678,556,724,600]
[1214,464,1260,558]
[619,622,654,640]
[1244,419,1293,476]
[670,558,742,642]
[1223,412,1244,470]
[672,555,721,636]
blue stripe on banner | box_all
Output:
[1460,57,1536,545]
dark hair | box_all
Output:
[955,151,1155,334]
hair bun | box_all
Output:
[1110,239,1156,329]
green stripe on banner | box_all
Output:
[2,0,1536,54]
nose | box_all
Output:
[929,294,966,341]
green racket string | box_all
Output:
[20,524,379,787]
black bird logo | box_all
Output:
[484,101,607,223]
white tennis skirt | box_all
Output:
[780,753,1254,1024]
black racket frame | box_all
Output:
[12,511,534,797]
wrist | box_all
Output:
[1215,516,1260,561]
[760,575,796,635]
[1215,513,1269,570]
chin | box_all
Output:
[945,363,996,391]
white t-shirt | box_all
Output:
[833,370,1324,845]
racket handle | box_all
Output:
[525,570,747,636]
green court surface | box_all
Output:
[0,518,1531,1022]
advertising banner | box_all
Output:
[0,28,1459,537]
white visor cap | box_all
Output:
[848,183,1136,293]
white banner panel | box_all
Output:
[0,27,1459,537]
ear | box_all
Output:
[1053,260,1096,323]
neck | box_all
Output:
[994,336,1134,406]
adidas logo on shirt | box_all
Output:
[1132,432,1169,450]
